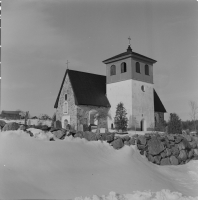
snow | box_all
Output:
[75,190,198,200]
[27,128,54,140]
[0,130,198,199]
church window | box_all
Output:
[136,62,140,73]
[145,64,149,75]
[121,62,127,73]
[65,94,67,101]
[63,101,68,114]
[110,65,116,76]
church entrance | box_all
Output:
[88,109,98,126]
[62,115,70,129]
[141,119,147,131]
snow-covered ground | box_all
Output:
[0,130,198,199]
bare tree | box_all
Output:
[189,101,198,131]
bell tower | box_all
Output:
[103,39,157,131]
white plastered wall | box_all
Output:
[132,80,154,130]
[107,79,133,129]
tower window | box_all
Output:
[65,94,67,101]
[121,62,127,73]
[110,65,116,76]
[145,64,149,75]
[136,62,140,73]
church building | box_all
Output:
[54,43,166,131]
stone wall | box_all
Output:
[56,74,77,129]
[71,129,198,165]
[135,133,198,165]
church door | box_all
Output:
[62,116,70,129]
[141,119,147,131]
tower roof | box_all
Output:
[103,46,157,64]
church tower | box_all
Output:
[103,39,157,131]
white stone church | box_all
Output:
[54,43,166,131]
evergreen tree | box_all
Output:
[167,113,182,134]
[114,102,128,131]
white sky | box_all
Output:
[2,0,198,120]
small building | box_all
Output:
[54,44,166,131]
[1,110,21,120]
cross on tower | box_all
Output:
[128,36,131,46]
[66,60,70,69]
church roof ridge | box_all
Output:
[68,69,105,77]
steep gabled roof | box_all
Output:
[54,69,111,108]
[103,46,157,64]
[154,89,166,113]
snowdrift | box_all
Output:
[0,130,198,199]
[75,190,198,200]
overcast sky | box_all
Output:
[2,0,198,120]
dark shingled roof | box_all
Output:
[54,69,111,108]
[103,46,157,64]
[154,89,166,113]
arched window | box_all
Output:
[136,62,140,73]
[63,101,68,114]
[145,64,149,75]
[121,62,127,73]
[110,65,116,76]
